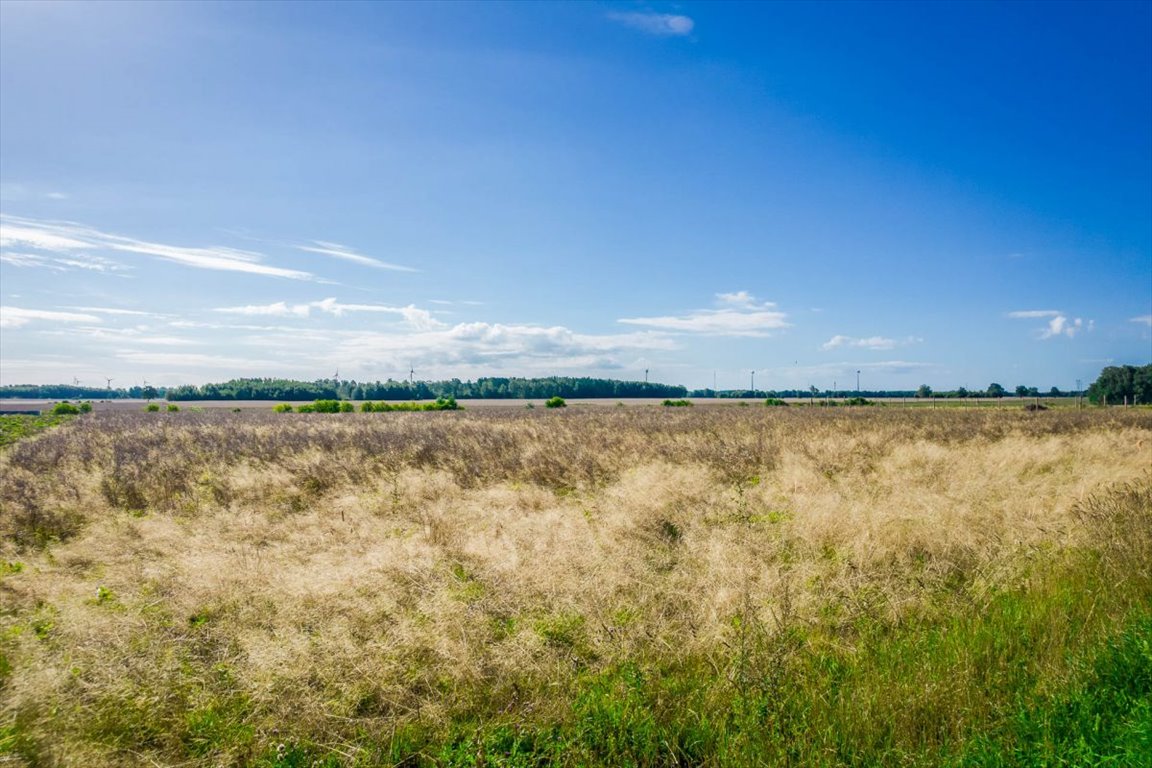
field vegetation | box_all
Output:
[1,407,1149,766]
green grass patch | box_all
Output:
[0,413,72,448]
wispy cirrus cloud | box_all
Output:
[0,214,312,280]
[821,335,921,351]
[0,250,128,273]
[1007,310,1061,319]
[214,298,445,331]
[296,240,417,273]
[619,292,788,336]
[63,306,159,317]
[608,11,694,37]
[1130,315,1152,327]
[0,306,102,328]
[1008,309,1091,339]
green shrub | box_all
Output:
[166,404,180,413]
[311,400,344,414]
[662,399,693,407]
[78,401,93,413]
[764,398,788,407]
[545,396,567,408]
[360,397,461,413]
[51,402,80,416]
[339,401,355,413]
[144,403,161,413]
[845,397,874,406]
[272,403,294,413]
[296,404,316,413]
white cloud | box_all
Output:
[821,335,921,351]
[1008,308,1090,339]
[1039,315,1088,339]
[63,306,158,317]
[0,306,102,328]
[716,290,760,307]
[0,250,127,272]
[45,192,69,200]
[214,298,446,331]
[1130,315,1152,327]
[1007,310,1062,319]
[0,215,312,280]
[297,241,417,272]
[215,301,312,318]
[608,11,695,37]
[619,293,787,336]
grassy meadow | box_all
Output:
[1,406,1150,766]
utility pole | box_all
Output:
[645,368,649,384]
[856,370,861,397]
[751,370,755,394]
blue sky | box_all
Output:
[1,0,1149,392]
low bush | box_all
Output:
[361,397,460,412]
[545,396,567,408]
[764,398,788,407]
[166,404,180,413]
[272,403,294,413]
[143,403,161,413]
[661,399,693,407]
[845,397,874,406]
[50,402,80,416]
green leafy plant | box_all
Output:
[51,402,81,416]
[166,404,180,413]
[661,399,693,407]
[144,403,161,413]
[545,396,567,408]
[272,403,294,413]
[764,398,788,406]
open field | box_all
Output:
[1,407,1150,766]
[0,396,1104,413]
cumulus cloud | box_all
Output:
[821,335,921,351]
[296,241,417,273]
[0,306,102,328]
[1009,309,1090,339]
[619,292,788,336]
[0,215,312,280]
[608,11,694,37]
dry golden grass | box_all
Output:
[0,406,1149,766]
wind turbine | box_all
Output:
[409,364,415,384]
[105,377,114,391]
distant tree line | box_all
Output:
[1086,365,1152,405]
[0,384,159,400]
[5,365,1147,404]
[162,377,689,401]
